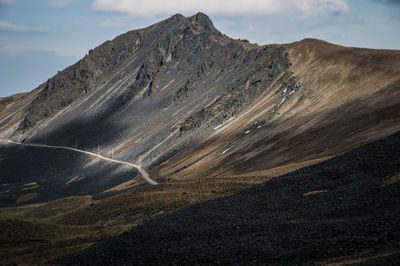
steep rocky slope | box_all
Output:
[152,39,400,183]
[0,13,296,205]
[0,13,400,207]
[4,12,291,161]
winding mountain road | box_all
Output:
[0,138,158,185]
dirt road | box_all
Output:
[0,139,158,185]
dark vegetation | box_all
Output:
[55,131,400,265]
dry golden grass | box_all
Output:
[22,185,39,191]
[24,182,37,186]
[0,93,27,113]
[102,178,137,193]
[285,39,400,110]
[319,249,400,265]
[0,195,139,264]
[15,193,38,204]
[0,146,376,265]
[303,190,328,197]
[0,217,99,265]
[0,217,136,265]
[0,196,93,221]
[0,176,272,264]
[52,177,270,227]
[230,156,332,179]
[1,154,327,264]
[3,156,329,227]
[381,174,400,188]
[65,175,85,185]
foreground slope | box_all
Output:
[54,130,400,265]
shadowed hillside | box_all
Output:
[0,143,143,207]
[54,130,400,265]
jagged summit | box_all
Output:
[170,13,185,19]
[190,13,220,34]
[148,12,218,34]
[166,12,214,25]
[189,12,215,27]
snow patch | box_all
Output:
[166,53,172,63]
[214,116,234,130]
[278,97,286,107]
[160,79,175,91]
[214,124,223,130]
[134,83,150,100]
[221,147,231,154]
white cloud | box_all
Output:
[91,0,349,17]
[99,19,124,29]
[0,21,49,32]
[50,0,79,9]
[0,0,14,5]
[0,43,84,59]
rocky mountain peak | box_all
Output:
[188,12,219,34]
[159,12,219,36]
[190,12,213,26]
[15,13,226,133]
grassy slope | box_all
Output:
[52,130,400,265]
[0,218,97,265]
[0,157,327,264]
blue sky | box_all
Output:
[0,0,399,97]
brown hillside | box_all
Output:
[153,39,400,182]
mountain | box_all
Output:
[1,12,295,204]
[0,13,399,264]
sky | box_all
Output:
[0,0,399,97]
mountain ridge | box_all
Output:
[0,13,399,205]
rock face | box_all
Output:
[2,13,295,165]
[0,13,301,205]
